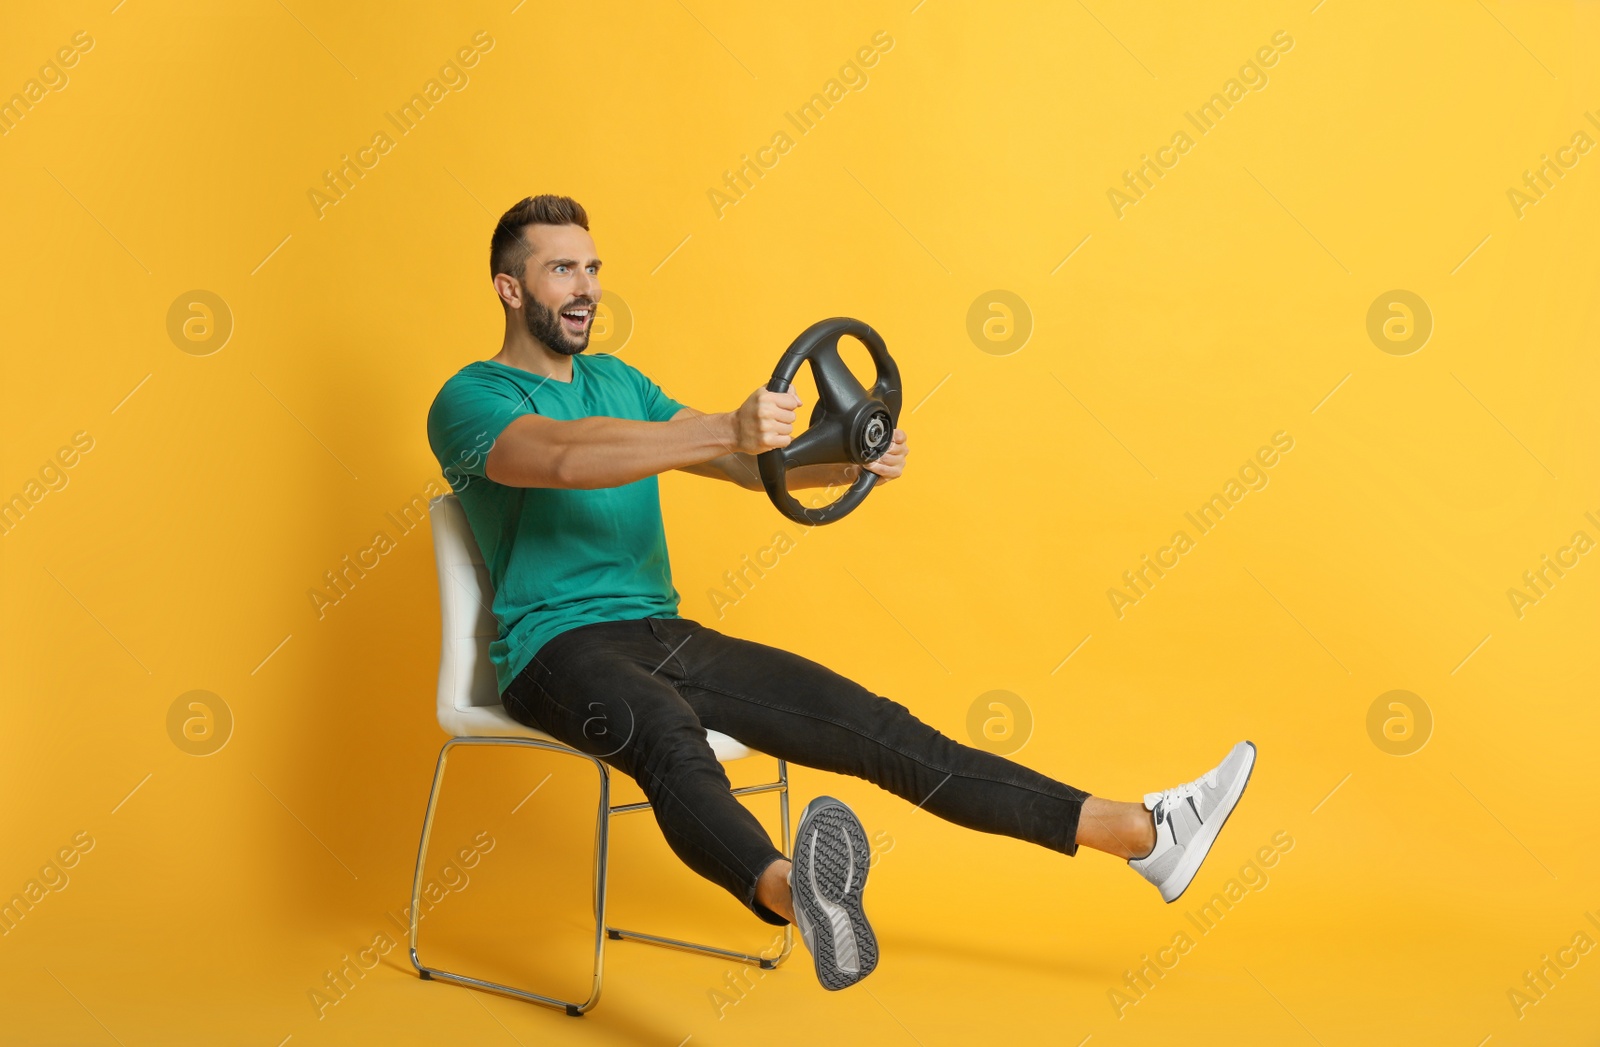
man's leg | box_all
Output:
[503,619,791,926]
[646,616,1124,855]
[660,615,1253,911]
[641,616,1256,922]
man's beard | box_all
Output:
[524,296,591,356]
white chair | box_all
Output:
[409,493,794,1016]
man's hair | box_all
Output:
[490,194,589,285]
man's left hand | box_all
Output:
[860,428,907,484]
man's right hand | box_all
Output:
[731,386,801,455]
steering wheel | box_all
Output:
[757,317,902,526]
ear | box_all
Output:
[494,273,523,311]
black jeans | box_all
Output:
[502,616,1089,925]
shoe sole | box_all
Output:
[791,796,878,991]
[1161,740,1257,904]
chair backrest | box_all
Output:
[430,493,502,717]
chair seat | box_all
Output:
[438,702,753,762]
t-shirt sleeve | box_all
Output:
[427,370,531,492]
[620,359,687,422]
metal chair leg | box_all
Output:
[409,736,612,1016]
[411,742,795,1015]
[775,758,795,966]
[604,757,795,970]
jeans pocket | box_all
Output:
[508,657,600,751]
[646,616,698,675]
[501,675,545,731]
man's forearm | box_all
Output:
[787,462,859,489]
[704,451,856,491]
[691,454,857,493]
[489,411,740,489]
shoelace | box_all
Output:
[1151,767,1220,813]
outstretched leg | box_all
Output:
[655,617,1102,855]
[648,616,1252,912]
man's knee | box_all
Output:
[631,715,731,793]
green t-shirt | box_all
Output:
[426,353,688,695]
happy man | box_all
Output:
[426,194,1257,992]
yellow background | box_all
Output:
[2,1,1597,1043]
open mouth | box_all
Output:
[559,303,592,333]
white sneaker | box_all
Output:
[788,795,878,991]
[1129,740,1257,903]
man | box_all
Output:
[426,194,1257,992]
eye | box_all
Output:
[553,264,570,274]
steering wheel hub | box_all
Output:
[856,408,893,463]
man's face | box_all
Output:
[513,223,602,356]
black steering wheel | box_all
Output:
[757,317,902,526]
